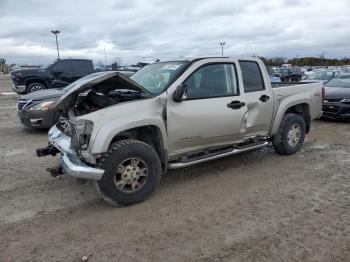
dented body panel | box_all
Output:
[45,57,323,180]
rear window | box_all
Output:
[239,61,265,92]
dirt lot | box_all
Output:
[0,74,349,262]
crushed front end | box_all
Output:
[37,121,104,180]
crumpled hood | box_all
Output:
[56,71,150,110]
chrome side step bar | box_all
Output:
[168,141,269,169]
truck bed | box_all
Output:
[271,82,324,124]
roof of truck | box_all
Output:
[158,56,260,63]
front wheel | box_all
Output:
[95,139,162,207]
[272,113,306,155]
[27,82,46,93]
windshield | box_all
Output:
[40,60,56,69]
[309,71,334,80]
[130,61,189,95]
[326,77,350,88]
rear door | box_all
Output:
[238,60,274,137]
[167,62,247,156]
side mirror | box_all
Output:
[173,84,187,102]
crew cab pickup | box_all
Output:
[11,59,94,94]
[37,57,323,206]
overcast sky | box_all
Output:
[0,0,349,65]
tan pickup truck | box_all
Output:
[37,57,323,206]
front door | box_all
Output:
[167,63,247,157]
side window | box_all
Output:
[72,61,92,75]
[51,61,72,73]
[184,64,238,99]
[239,61,265,92]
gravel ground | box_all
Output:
[0,74,349,261]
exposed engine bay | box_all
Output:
[65,74,149,116]
[74,89,146,116]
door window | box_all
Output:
[184,64,238,99]
[72,60,92,75]
[50,60,72,73]
[239,61,265,92]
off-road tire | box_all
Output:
[27,82,46,93]
[95,139,162,207]
[272,113,306,155]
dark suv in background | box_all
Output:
[278,67,303,82]
[11,59,94,94]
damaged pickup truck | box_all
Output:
[37,57,323,206]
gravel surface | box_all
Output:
[0,74,349,261]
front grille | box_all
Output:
[70,123,79,151]
[323,105,341,113]
[17,99,33,111]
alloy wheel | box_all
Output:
[114,158,149,193]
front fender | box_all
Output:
[90,112,167,154]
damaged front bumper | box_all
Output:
[44,125,104,180]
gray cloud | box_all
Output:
[0,0,349,65]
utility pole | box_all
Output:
[103,45,107,66]
[220,42,226,56]
[51,30,60,59]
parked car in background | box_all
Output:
[17,71,135,129]
[37,57,323,206]
[302,70,338,84]
[322,74,350,120]
[94,65,112,72]
[267,66,282,83]
[269,75,281,83]
[278,67,303,82]
[11,59,94,94]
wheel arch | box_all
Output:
[25,78,48,88]
[91,121,168,172]
[271,102,311,135]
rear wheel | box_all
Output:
[27,82,45,93]
[272,113,306,155]
[95,139,162,206]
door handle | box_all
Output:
[259,95,270,102]
[227,101,245,109]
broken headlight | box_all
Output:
[79,120,94,150]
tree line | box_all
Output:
[260,57,350,67]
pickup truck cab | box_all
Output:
[11,59,94,94]
[38,57,323,206]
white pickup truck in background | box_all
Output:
[38,57,324,206]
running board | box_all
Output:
[168,141,269,169]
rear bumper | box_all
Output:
[48,125,104,180]
[322,102,350,120]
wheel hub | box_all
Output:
[31,85,43,92]
[287,123,301,147]
[122,165,140,183]
[114,158,148,193]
